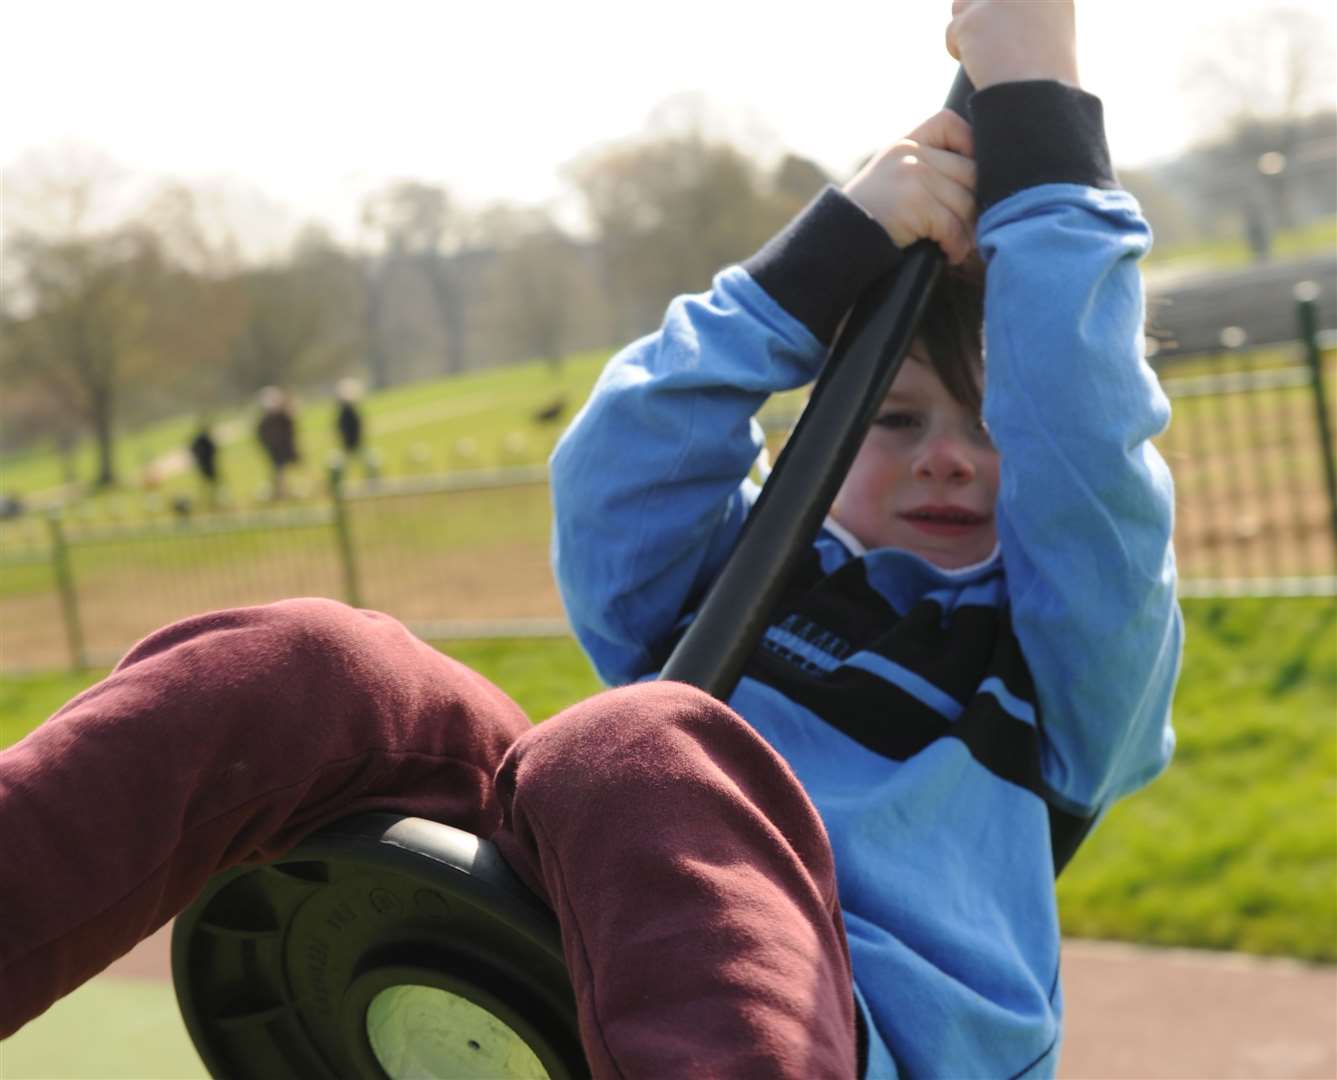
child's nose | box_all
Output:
[913,434,975,483]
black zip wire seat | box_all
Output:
[172,814,583,1079]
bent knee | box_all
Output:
[111,598,421,733]
[519,680,732,763]
[496,681,838,900]
[117,596,364,672]
[501,681,785,808]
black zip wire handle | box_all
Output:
[659,68,976,699]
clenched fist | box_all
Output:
[945,0,1080,90]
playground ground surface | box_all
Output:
[2,921,1334,1079]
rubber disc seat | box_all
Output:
[172,813,588,1079]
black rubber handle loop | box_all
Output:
[659,68,976,698]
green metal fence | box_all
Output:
[0,468,563,673]
[1154,294,1337,597]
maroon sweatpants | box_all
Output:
[0,598,857,1077]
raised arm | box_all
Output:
[551,105,985,687]
[954,1,1183,812]
[549,191,896,685]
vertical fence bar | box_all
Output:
[1174,372,1218,580]
[1154,390,1192,579]
[328,460,363,608]
[1209,345,1243,579]
[1219,330,1257,581]
[45,512,87,671]
[1272,352,1316,572]
[1296,282,1337,568]
[1237,349,1278,577]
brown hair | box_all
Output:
[914,254,985,417]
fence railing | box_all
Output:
[1151,293,1336,597]
[0,466,563,672]
[2,311,1334,675]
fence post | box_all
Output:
[328,459,363,608]
[46,511,88,671]
[1295,282,1337,564]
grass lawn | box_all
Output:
[2,598,1333,962]
[1057,595,1337,961]
[439,635,602,721]
[0,978,207,1079]
[0,668,112,748]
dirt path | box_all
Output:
[111,923,1335,1078]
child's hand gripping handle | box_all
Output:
[659,69,976,699]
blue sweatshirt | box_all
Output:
[550,83,1183,1078]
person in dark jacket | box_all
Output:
[335,378,364,456]
[188,421,220,507]
[256,386,300,500]
[333,377,378,480]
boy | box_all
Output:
[541,6,1180,1070]
[0,3,1180,1076]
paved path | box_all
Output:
[1059,940,1336,1079]
[108,923,1336,1078]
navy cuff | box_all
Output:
[970,81,1116,212]
[741,186,901,345]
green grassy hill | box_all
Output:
[0,351,615,521]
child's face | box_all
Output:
[830,349,999,568]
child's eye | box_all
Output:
[873,411,919,430]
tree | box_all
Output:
[224,230,362,397]
[471,203,591,370]
[360,181,470,383]
[568,131,796,339]
[127,184,254,418]
[1,226,168,487]
[772,152,833,216]
[1181,7,1334,138]
[1176,7,1337,241]
[0,148,245,484]
[1115,168,1196,252]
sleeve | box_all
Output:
[971,82,1183,813]
[550,188,900,686]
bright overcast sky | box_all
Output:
[4,0,1334,245]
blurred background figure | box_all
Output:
[335,378,363,457]
[188,420,220,508]
[256,387,300,500]
[334,377,379,480]
[1244,197,1271,263]
[0,494,25,522]
[334,379,382,481]
[531,394,567,426]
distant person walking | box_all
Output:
[335,378,364,456]
[256,387,300,500]
[1245,199,1272,262]
[335,377,379,480]
[188,422,220,507]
